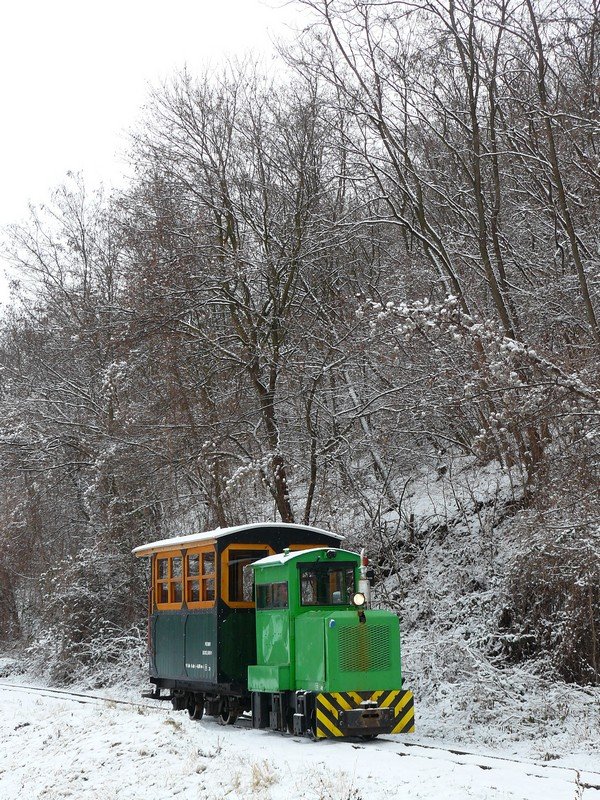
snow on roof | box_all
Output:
[132,521,344,557]
[251,547,327,568]
[251,546,358,568]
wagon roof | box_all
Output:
[132,521,344,557]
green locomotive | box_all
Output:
[134,522,414,739]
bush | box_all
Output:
[501,528,600,685]
[29,546,147,685]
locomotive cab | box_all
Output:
[248,547,414,739]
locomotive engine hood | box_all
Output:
[294,608,403,693]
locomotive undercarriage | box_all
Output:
[146,680,413,739]
[252,689,413,739]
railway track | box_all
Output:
[0,680,168,712]
[2,680,598,794]
[370,737,600,793]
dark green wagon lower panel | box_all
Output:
[152,611,218,682]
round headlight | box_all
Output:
[352,592,366,607]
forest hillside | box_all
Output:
[0,0,598,721]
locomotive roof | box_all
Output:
[132,521,344,557]
[251,547,359,568]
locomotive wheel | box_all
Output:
[285,707,295,734]
[187,694,204,721]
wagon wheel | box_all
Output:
[187,694,204,721]
[216,700,238,726]
[217,709,238,725]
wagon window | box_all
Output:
[186,548,216,607]
[202,552,215,601]
[187,554,200,602]
[220,545,274,607]
[172,579,183,603]
[256,582,289,610]
[157,558,168,579]
[229,550,258,602]
[158,582,169,604]
[188,579,200,602]
[155,553,184,609]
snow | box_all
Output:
[0,679,598,800]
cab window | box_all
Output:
[256,582,289,609]
[299,563,355,606]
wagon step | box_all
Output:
[141,687,172,701]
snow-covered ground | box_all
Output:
[0,679,598,800]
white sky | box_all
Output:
[0,0,306,305]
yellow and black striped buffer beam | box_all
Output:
[315,689,415,739]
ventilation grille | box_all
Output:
[337,625,391,672]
